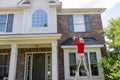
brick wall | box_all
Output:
[57,14,105,45]
[57,14,105,80]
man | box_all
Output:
[73,36,88,78]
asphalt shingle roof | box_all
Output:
[61,37,100,45]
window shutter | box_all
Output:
[6,14,14,32]
[68,15,74,32]
[84,15,91,32]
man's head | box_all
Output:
[79,38,84,43]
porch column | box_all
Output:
[52,42,58,80]
[8,44,18,80]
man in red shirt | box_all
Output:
[73,36,88,78]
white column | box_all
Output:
[8,44,18,80]
[52,42,58,80]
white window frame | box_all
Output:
[73,15,85,32]
[69,52,99,77]
[63,48,104,80]
[32,9,48,28]
[0,14,8,32]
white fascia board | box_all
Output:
[61,45,104,49]
[57,8,106,15]
[0,34,62,40]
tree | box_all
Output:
[101,17,120,80]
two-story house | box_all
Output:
[0,0,105,80]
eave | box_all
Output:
[57,8,106,15]
[0,7,30,12]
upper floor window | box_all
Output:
[73,15,85,32]
[68,15,91,32]
[32,9,48,27]
[0,14,14,32]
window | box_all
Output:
[0,15,7,32]
[68,15,91,32]
[0,14,14,32]
[32,9,48,27]
[0,54,8,79]
[90,52,99,76]
[73,15,85,32]
[69,52,99,77]
[69,53,76,76]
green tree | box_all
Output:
[101,17,120,80]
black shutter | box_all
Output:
[68,15,74,32]
[6,14,14,32]
[84,15,91,32]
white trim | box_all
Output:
[52,42,58,80]
[63,48,105,80]
[61,45,104,49]
[0,34,62,40]
[0,34,61,45]
[57,8,106,15]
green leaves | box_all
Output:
[101,17,120,80]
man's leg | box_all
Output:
[82,55,89,76]
[75,55,82,78]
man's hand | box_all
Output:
[72,36,76,40]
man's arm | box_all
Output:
[73,36,79,45]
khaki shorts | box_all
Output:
[77,53,84,60]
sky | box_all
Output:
[59,0,120,27]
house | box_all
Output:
[0,0,106,80]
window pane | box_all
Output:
[32,9,48,27]
[74,16,84,23]
[69,53,76,76]
[0,15,7,22]
[74,24,85,32]
[90,52,97,63]
[0,23,6,32]
[91,64,99,76]
[90,52,99,76]
[69,53,76,64]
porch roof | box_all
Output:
[0,33,62,45]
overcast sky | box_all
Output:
[59,0,120,27]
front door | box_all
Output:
[32,53,45,80]
[25,53,51,80]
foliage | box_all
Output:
[101,17,120,80]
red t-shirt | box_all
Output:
[73,39,85,54]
